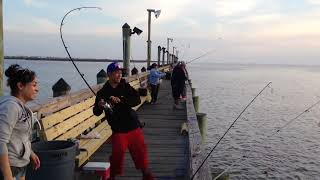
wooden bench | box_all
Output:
[32,65,171,167]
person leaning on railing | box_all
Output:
[0,64,40,180]
[171,62,187,109]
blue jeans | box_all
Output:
[0,166,26,180]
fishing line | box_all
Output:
[213,98,320,179]
[60,6,102,96]
[186,49,215,65]
[191,82,272,179]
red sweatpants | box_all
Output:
[109,128,149,176]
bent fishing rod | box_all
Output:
[191,82,272,179]
[213,97,320,180]
[60,6,102,96]
[60,7,113,111]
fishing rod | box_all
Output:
[60,6,102,96]
[186,49,215,64]
[213,98,320,180]
[191,82,272,179]
[60,7,113,112]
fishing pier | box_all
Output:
[29,65,213,180]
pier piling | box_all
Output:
[96,69,107,84]
[52,78,71,97]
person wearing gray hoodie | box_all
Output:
[0,64,40,180]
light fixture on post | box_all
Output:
[146,9,161,67]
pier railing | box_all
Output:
[186,81,212,180]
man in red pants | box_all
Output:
[93,62,154,180]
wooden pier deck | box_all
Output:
[89,79,189,179]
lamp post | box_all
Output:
[162,47,166,65]
[146,9,161,68]
[167,38,173,64]
[122,23,143,76]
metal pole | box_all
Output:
[167,38,169,64]
[166,51,169,64]
[122,23,131,76]
[157,46,161,66]
[167,38,172,65]
[0,0,3,96]
[147,10,152,68]
[162,47,166,65]
[172,47,176,64]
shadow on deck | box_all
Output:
[88,80,189,180]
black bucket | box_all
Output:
[26,140,76,180]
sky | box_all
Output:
[3,0,320,65]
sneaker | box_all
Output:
[140,122,146,128]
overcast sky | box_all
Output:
[4,0,320,65]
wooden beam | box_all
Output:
[0,0,3,96]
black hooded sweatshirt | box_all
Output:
[93,79,141,133]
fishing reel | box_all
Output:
[103,101,114,115]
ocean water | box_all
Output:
[189,63,320,179]
[3,60,320,179]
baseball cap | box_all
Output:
[107,62,125,73]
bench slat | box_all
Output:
[41,97,95,129]
[129,79,140,87]
[79,122,111,147]
[132,96,147,111]
[55,114,105,140]
[43,108,94,140]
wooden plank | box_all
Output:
[44,108,93,140]
[41,97,95,129]
[132,96,147,111]
[55,113,105,140]
[132,84,141,90]
[31,84,103,117]
[79,121,110,147]
[129,79,140,87]
[77,122,112,166]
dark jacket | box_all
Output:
[93,79,141,133]
[171,65,187,87]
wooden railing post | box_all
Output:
[52,78,71,97]
[96,69,107,84]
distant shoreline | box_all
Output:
[4,56,156,63]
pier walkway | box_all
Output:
[89,79,189,179]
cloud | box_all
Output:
[305,0,320,5]
[22,0,48,8]
[210,0,257,17]
[99,0,192,26]
[6,17,58,34]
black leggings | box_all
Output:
[150,84,160,103]
[172,83,185,100]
